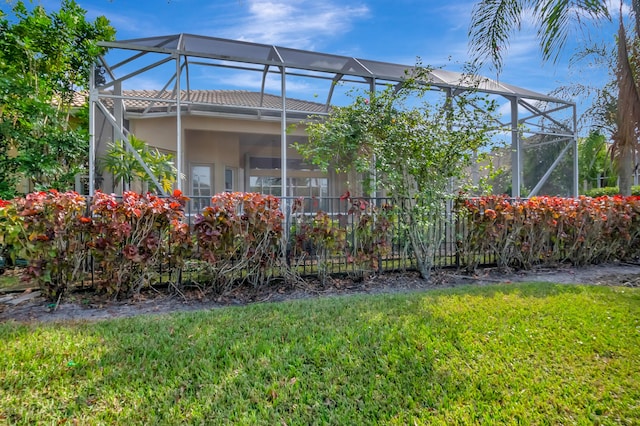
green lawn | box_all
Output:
[1,282,639,425]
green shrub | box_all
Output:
[289,196,395,280]
[289,203,347,282]
[344,197,394,273]
[585,185,640,197]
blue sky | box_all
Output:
[39,0,624,133]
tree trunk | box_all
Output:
[400,197,446,281]
[618,145,635,195]
[615,18,640,196]
[407,223,433,280]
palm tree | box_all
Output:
[469,0,640,195]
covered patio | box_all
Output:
[90,33,577,198]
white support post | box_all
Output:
[280,66,289,248]
[280,66,287,202]
[369,78,377,198]
[114,81,123,133]
[113,81,124,191]
[176,53,183,192]
[89,63,96,197]
[572,104,579,197]
[510,98,521,198]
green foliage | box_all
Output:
[296,68,498,278]
[469,0,609,73]
[101,135,178,194]
[1,283,639,424]
[289,196,396,281]
[289,209,346,282]
[0,199,19,251]
[579,131,616,191]
[344,197,394,273]
[585,185,640,197]
[0,1,115,197]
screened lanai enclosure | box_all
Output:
[89,33,577,200]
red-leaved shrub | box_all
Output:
[7,190,90,299]
[193,192,284,290]
[88,189,190,297]
[457,195,640,270]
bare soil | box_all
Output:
[1,262,639,324]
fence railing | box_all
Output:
[2,193,503,296]
[183,195,468,273]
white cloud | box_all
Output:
[593,0,629,19]
[432,1,476,31]
[497,100,529,120]
[81,4,172,38]
[203,0,370,50]
[196,70,317,95]
[121,76,169,91]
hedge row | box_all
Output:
[0,190,394,300]
[457,195,640,270]
[3,191,640,301]
[584,185,640,197]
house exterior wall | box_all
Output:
[116,114,353,199]
[185,129,239,194]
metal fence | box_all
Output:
[182,196,468,276]
[3,194,497,292]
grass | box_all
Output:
[1,282,639,425]
[0,273,23,292]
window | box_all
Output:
[287,177,328,198]
[225,167,235,192]
[247,155,328,207]
[191,164,213,212]
[249,176,328,207]
[249,157,317,171]
[249,176,282,196]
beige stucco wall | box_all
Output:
[129,115,307,149]
[121,113,355,197]
[185,129,240,193]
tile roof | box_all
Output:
[93,90,326,115]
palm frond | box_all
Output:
[469,0,609,72]
[536,0,609,64]
[468,0,527,72]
